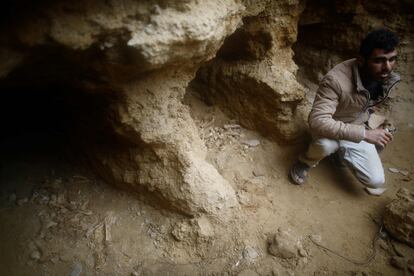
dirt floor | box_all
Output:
[0,78,413,275]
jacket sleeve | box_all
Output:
[308,75,365,142]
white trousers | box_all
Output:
[300,138,385,188]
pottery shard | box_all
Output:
[383,188,414,248]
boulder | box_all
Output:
[383,188,414,248]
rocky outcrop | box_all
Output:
[0,0,310,216]
[0,0,245,216]
[194,0,306,142]
[383,188,414,248]
[1,0,411,217]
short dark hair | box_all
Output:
[359,28,399,58]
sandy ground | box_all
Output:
[0,80,413,275]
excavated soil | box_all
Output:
[0,76,413,275]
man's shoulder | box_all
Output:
[323,58,356,88]
[326,59,355,77]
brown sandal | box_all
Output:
[289,162,310,185]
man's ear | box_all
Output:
[357,55,365,66]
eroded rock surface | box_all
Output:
[0,0,245,216]
[383,188,414,248]
[1,0,411,218]
[194,0,307,142]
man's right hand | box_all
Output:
[364,129,393,147]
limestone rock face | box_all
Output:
[194,0,307,142]
[0,0,244,216]
[2,0,411,217]
[91,69,239,216]
[0,0,243,76]
[383,188,414,248]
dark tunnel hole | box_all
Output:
[216,23,272,61]
[0,78,118,194]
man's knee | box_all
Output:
[313,138,339,156]
[362,174,385,188]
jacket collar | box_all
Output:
[352,59,400,95]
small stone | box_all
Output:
[399,170,409,176]
[390,256,406,270]
[242,139,260,147]
[268,228,299,259]
[298,248,307,257]
[252,169,265,177]
[45,221,58,229]
[242,246,259,263]
[79,210,93,216]
[196,216,214,238]
[70,263,83,276]
[388,168,400,173]
[171,221,193,241]
[30,250,41,260]
[384,189,414,247]
[223,124,241,130]
[50,256,59,264]
[378,239,389,251]
[309,234,322,243]
[237,191,250,206]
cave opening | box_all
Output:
[0,63,118,195]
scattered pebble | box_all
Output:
[268,228,301,259]
[389,168,400,173]
[30,250,41,261]
[70,263,83,276]
[50,256,59,264]
[252,169,265,177]
[378,239,389,251]
[309,234,322,243]
[223,124,241,130]
[242,139,260,147]
[400,170,409,176]
[242,246,259,263]
[298,248,307,257]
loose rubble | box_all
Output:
[268,228,304,260]
[383,188,414,248]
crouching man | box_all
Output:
[290,28,400,196]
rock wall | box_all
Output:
[193,0,307,142]
[0,0,246,216]
[1,0,412,217]
[383,188,414,248]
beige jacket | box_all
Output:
[308,58,400,142]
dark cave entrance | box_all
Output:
[0,63,118,195]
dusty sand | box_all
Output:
[0,82,413,275]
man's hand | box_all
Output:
[364,128,393,147]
